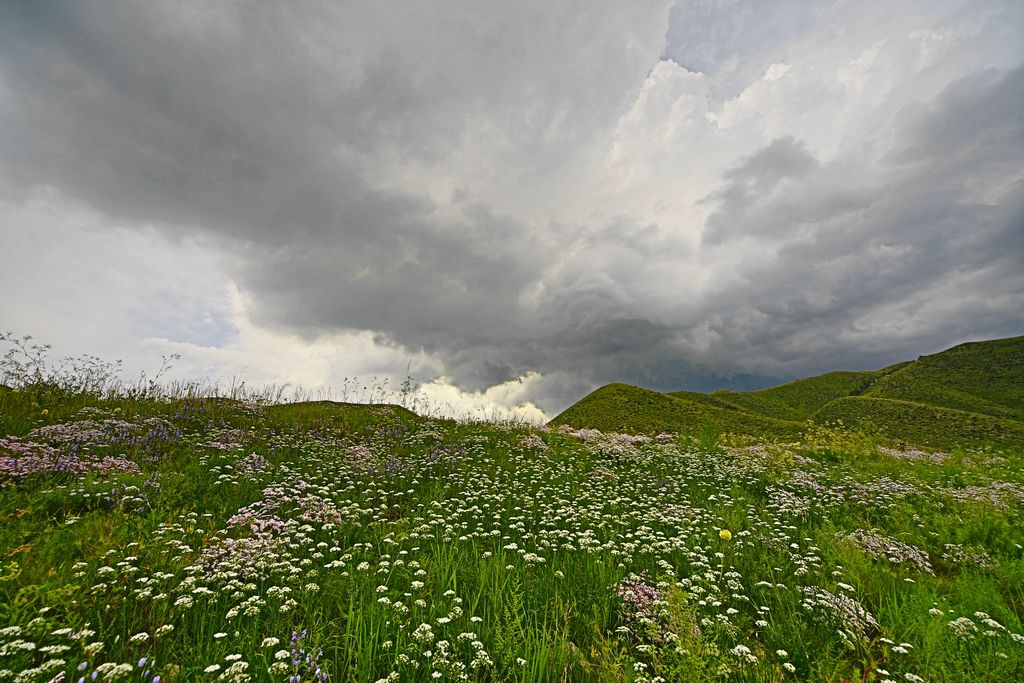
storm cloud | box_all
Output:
[1,1,1022,415]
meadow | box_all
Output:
[0,340,1023,681]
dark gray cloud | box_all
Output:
[1,0,1021,415]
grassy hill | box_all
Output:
[549,383,805,440]
[706,370,884,422]
[813,396,1024,450]
[551,336,1024,449]
[864,337,1024,421]
[263,400,421,432]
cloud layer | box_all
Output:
[2,1,1022,415]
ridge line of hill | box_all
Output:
[549,335,1024,450]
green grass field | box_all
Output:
[1,336,1023,681]
[1,387,1023,681]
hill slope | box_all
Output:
[550,383,805,440]
[705,370,884,421]
[864,337,1024,421]
[812,396,1024,450]
[551,336,1024,449]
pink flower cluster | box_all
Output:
[0,435,139,481]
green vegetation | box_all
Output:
[708,370,883,422]
[552,336,1024,450]
[2,376,1024,681]
[813,397,1024,451]
[262,400,421,433]
[551,384,804,441]
[2,334,1023,681]
[865,337,1024,421]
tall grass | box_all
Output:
[0,332,507,423]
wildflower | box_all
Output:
[730,644,758,664]
[800,586,878,637]
[948,617,979,641]
[719,529,733,541]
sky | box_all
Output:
[1,1,1022,421]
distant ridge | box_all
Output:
[549,336,1024,449]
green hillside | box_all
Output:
[706,370,882,421]
[549,383,805,440]
[263,400,421,432]
[864,336,1024,420]
[551,336,1024,449]
[811,396,1024,450]
[665,388,754,411]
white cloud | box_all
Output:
[0,186,551,421]
[419,373,550,424]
